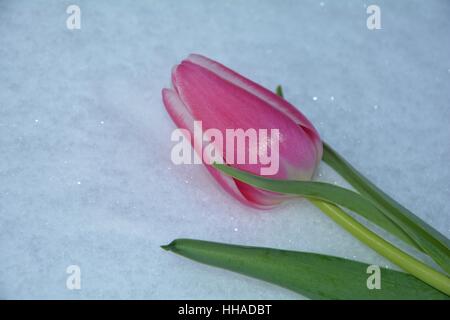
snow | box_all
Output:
[0,0,449,299]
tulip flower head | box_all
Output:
[163,54,322,208]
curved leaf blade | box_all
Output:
[214,163,419,250]
[162,239,449,300]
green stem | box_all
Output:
[321,141,450,274]
[311,199,450,295]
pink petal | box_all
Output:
[186,54,323,161]
[162,88,271,209]
[234,180,292,208]
[171,60,318,179]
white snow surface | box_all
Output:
[0,0,449,299]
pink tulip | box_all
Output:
[162,54,322,208]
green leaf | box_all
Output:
[275,85,284,98]
[213,163,419,251]
[310,200,450,295]
[322,142,450,274]
[162,238,449,300]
